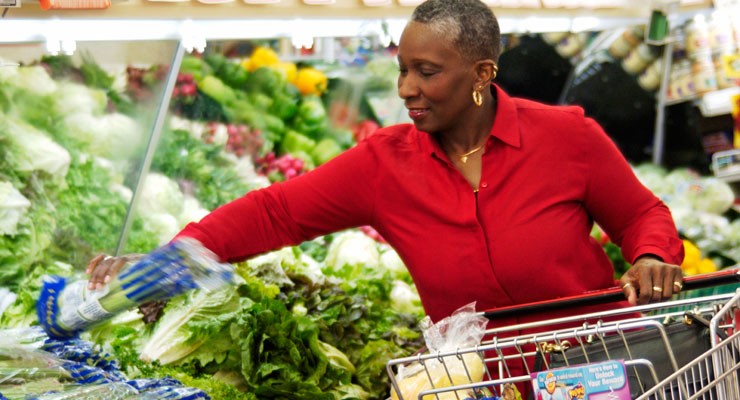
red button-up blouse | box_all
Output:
[177,85,684,324]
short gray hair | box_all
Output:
[411,0,502,63]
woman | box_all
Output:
[89,0,684,392]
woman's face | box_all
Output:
[397,21,478,135]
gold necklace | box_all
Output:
[458,144,484,163]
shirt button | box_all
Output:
[481,182,488,188]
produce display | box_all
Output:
[0,45,419,399]
[593,163,739,283]
[2,38,740,399]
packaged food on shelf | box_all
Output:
[608,26,643,59]
[692,52,719,94]
[638,59,663,91]
[685,14,712,59]
[622,42,658,75]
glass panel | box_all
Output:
[0,39,179,294]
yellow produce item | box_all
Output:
[295,67,328,96]
[680,239,718,276]
[248,46,280,71]
[240,58,252,72]
[698,258,718,274]
[682,240,701,266]
[390,352,484,400]
[273,61,298,84]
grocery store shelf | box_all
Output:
[663,87,740,117]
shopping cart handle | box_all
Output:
[482,268,740,320]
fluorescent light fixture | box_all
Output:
[397,0,423,6]
[45,38,61,55]
[517,16,572,33]
[570,16,600,32]
[61,39,77,55]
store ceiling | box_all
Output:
[0,0,713,42]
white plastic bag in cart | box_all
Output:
[390,303,489,400]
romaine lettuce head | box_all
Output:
[55,81,108,116]
[325,231,380,270]
[0,181,31,236]
[5,116,71,179]
[64,112,145,161]
[15,65,58,96]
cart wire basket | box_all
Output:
[386,269,740,400]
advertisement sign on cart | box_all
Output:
[531,360,631,400]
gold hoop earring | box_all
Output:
[472,88,483,107]
[492,64,499,80]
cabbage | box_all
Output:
[55,81,108,116]
[169,116,209,141]
[390,280,421,314]
[0,181,31,236]
[379,246,406,278]
[15,65,58,96]
[0,288,17,320]
[64,112,145,161]
[0,60,19,83]
[142,212,180,246]
[233,155,270,189]
[325,231,380,269]
[675,211,730,253]
[633,162,672,197]
[683,178,735,215]
[5,116,71,178]
[178,195,210,227]
[136,173,185,218]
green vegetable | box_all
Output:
[246,67,286,95]
[292,95,328,139]
[198,75,237,106]
[219,62,249,90]
[204,53,228,76]
[247,92,273,111]
[139,287,241,365]
[311,138,343,166]
[151,129,251,211]
[180,55,207,78]
[280,130,316,155]
[39,54,77,79]
[269,92,299,120]
[175,91,228,122]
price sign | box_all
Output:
[0,0,21,7]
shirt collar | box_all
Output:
[419,84,522,158]
[490,84,522,148]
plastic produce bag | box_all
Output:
[390,303,489,400]
[37,238,235,339]
[0,346,74,398]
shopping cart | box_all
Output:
[386,269,740,400]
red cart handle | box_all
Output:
[482,268,740,320]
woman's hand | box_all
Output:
[620,255,684,305]
[86,253,144,290]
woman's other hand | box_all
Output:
[86,253,144,290]
[620,255,684,305]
